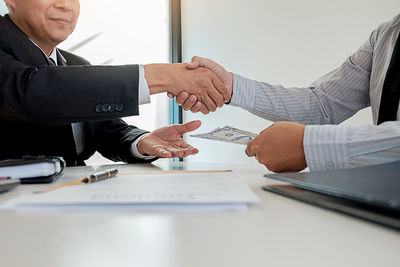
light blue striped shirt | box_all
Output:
[230,14,400,171]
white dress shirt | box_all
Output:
[230,14,400,171]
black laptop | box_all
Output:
[264,161,400,230]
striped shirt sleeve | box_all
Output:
[304,122,400,171]
[230,35,372,126]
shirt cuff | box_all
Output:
[229,73,256,109]
[130,133,157,160]
[138,65,151,105]
[303,125,352,171]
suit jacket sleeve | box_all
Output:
[95,119,157,163]
[0,16,141,125]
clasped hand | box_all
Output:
[167,57,233,114]
[146,63,231,113]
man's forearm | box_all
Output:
[230,54,371,125]
[229,73,333,124]
[143,64,171,95]
[303,121,400,171]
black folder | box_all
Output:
[263,161,400,230]
[0,156,65,184]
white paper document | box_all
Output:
[1,172,260,211]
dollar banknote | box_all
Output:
[190,126,258,145]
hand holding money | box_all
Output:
[246,122,307,172]
[191,126,257,145]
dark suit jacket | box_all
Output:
[0,14,154,166]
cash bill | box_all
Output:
[190,126,258,145]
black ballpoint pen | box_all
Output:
[82,168,119,184]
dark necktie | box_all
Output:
[48,57,56,66]
[377,32,400,124]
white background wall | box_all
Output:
[182,0,400,164]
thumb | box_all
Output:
[174,120,202,135]
[186,56,201,69]
[245,140,256,157]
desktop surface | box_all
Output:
[0,159,399,267]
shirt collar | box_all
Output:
[49,48,58,65]
[28,38,66,66]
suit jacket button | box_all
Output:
[95,104,103,113]
[102,104,111,112]
[116,104,124,112]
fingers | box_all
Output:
[164,147,185,158]
[174,120,202,135]
[186,56,202,69]
[211,74,229,102]
[153,144,198,158]
[142,143,198,159]
[199,104,210,114]
[169,91,201,112]
[186,56,217,70]
[199,69,224,110]
[148,145,173,158]
[167,145,198,158]
[190,101,202,113]
[215,80,230,103]
[183,146,199,156]
[198,73,222,111]
[149,145,197,158]
[202,92,217,112]
[245,140,256,157]
[175,142,199,157]
[175,92,190,105]
[179,93,218,113]
[208,80,225,108]
[182,95,197,110]
[180,95,198,111]
[171,92,201,112]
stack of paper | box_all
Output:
[1,172,260,211]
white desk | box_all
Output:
[0,159,399,267]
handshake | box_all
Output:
[144,56,233,114]
[143,56,307,173]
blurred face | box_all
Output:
[6,0,80,54]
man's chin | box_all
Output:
[50,34,70,45]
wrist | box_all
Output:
[131,133,156,160]
[135,133,151,156]
[144,64,172,95]
[226,72,234,103]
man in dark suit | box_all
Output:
[0,0,229,166]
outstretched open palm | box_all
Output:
[137,120,201,158]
